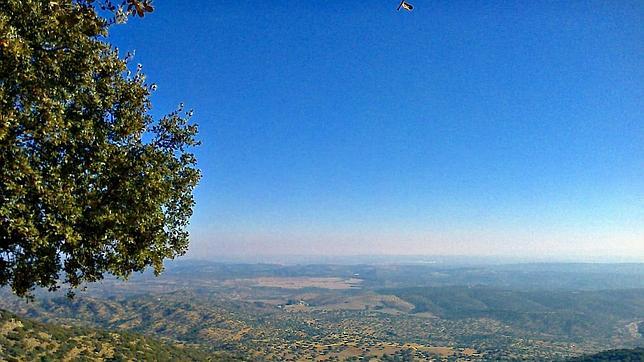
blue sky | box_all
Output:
[110,1,643,259]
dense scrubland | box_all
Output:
[1,261,642,360]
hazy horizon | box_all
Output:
[182,249,644,265]
[4,3,643,360]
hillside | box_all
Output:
[567,348,644,361]
[0,309,221,361]
[382,286,644,341]
[1,261,642,360]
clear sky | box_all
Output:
[109,1,643,260]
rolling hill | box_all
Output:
[0,309,232,361]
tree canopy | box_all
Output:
[0,0,201,297]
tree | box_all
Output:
[0,0,201,298]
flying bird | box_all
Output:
[397,0,414,11]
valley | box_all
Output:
[1,261,643,361]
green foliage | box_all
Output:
[567,348,644,362]
[0,0,200,298]
[1,262,642,360]
[0,309,215,361]
[381,350,414,362]
[384,286,644,340]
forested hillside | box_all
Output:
[1,261,642,360]
[0,309,226,361]
[567,348,644,361]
